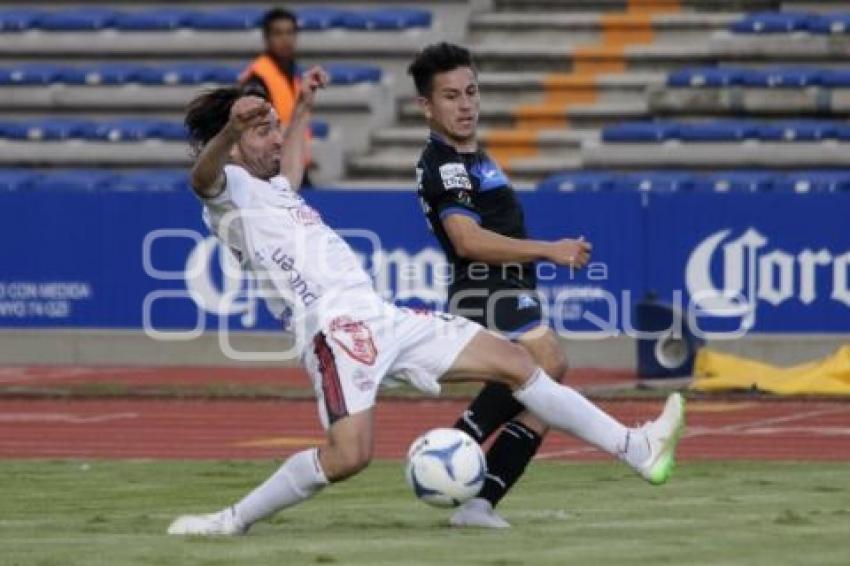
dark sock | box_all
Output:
[478,420,543,507]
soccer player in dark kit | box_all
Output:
[409,42,594,528]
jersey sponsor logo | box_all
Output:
[268,247,320,307]
[439,163,473,191]
[329,315,378,366]
[517,293,538,310]
[292,204,323,226]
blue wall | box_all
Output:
[1,189,848,333]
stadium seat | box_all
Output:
[0,169,43,191]
[756,120,840,141]
[310,120,329,140]
[818,69,850,88]
[775,170,850,193]
[601,122,679,142]
[0,63,84,85]
[37,8,119,31]
[112,8,195,31]
[667,67,743,88]
[0,119,98,141]
[340,8,432,30]
[0,8,42,31]
[186,7,265,30]
[677,121,759,142]
[323,64,382,85]
[730,11,813,33]
[537,171,616,192]
[612,171,696,192]
[107,170,189,192]
[79,63,151,85]
[807,12,850,35]
[739,67,822,88]
[692,171,777,193]
[296,8,348,31]
[135,64,239,85]
[30,169,118,191]
[89,119,167,142]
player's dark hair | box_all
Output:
[407,42,476,98]
[262,7,298,37]
[184,87,241,154]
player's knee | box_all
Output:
[325,446,372,481]
[500,341,537,388]
[543,353,569,383]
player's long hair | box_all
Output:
[407,42,476,98]
[184,87,241,156]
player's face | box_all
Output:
[265,19,297,62]
[233,109,284,180]
[424,67,480,145]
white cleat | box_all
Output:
[450,498,511,529]
[634,392,686,485]
[167,507,247,536]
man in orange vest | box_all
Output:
[240,7,313,187]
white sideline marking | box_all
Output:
[0,412,139,424]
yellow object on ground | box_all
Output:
[692,345,850,395]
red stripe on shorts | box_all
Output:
[314,332,348,425]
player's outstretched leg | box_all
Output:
[444,330,685,485]
[167,411,373,535]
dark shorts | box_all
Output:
[449,287,545,340]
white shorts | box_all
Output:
[301,301,481,429]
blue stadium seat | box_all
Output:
[1,119,98,141]
[0,63,82,85]
[807,12,850,34]
[775,170,850,192]
[731,11,813,33]
[667,67,743,87]
[310,120,329,140]
[296,8,348,31]
[37,8,119,31]
[678,121,759,142]
[756,120,840,141]
[0,8,42,31]
[818,69,850,87]
[135,64,239,85]
[612,171,696,192]
[602,122,679,142]
[31,169,117,192]
[79,63,151,85]
[692,171,777,192]
[108,170,189,192]
[323,63,382,85]
[739,67,822,88]
[537,171,617,192]
[0,169,43,191]
[112,8,195,31]
[90,119,165,142]
[187,8,265,30]
[340,8,431,30]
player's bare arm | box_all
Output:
[190,96,271,198]
[442,214,592,268]
[280,66,329,192]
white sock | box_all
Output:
[513,369,649,467]
[232,448,329,528]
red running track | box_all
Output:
[0,398,847,461]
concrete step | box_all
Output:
[649,85,850,117]
[470,11,737,45]
[492,0,778,11]
[399,99,649,129]
[371,126,597,153]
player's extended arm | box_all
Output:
[280,66,329,191]
[189,96,270,198]
[442,214,592,268]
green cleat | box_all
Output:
[634,392,686,485]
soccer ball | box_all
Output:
[405,428,486,508]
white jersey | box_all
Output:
[201,164,376,348]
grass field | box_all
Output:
[3,459,849,565]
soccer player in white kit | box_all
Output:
[167,67,686,536]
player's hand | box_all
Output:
[544,237,592,268]
[298,66,330,109]
[227,96,271,136]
